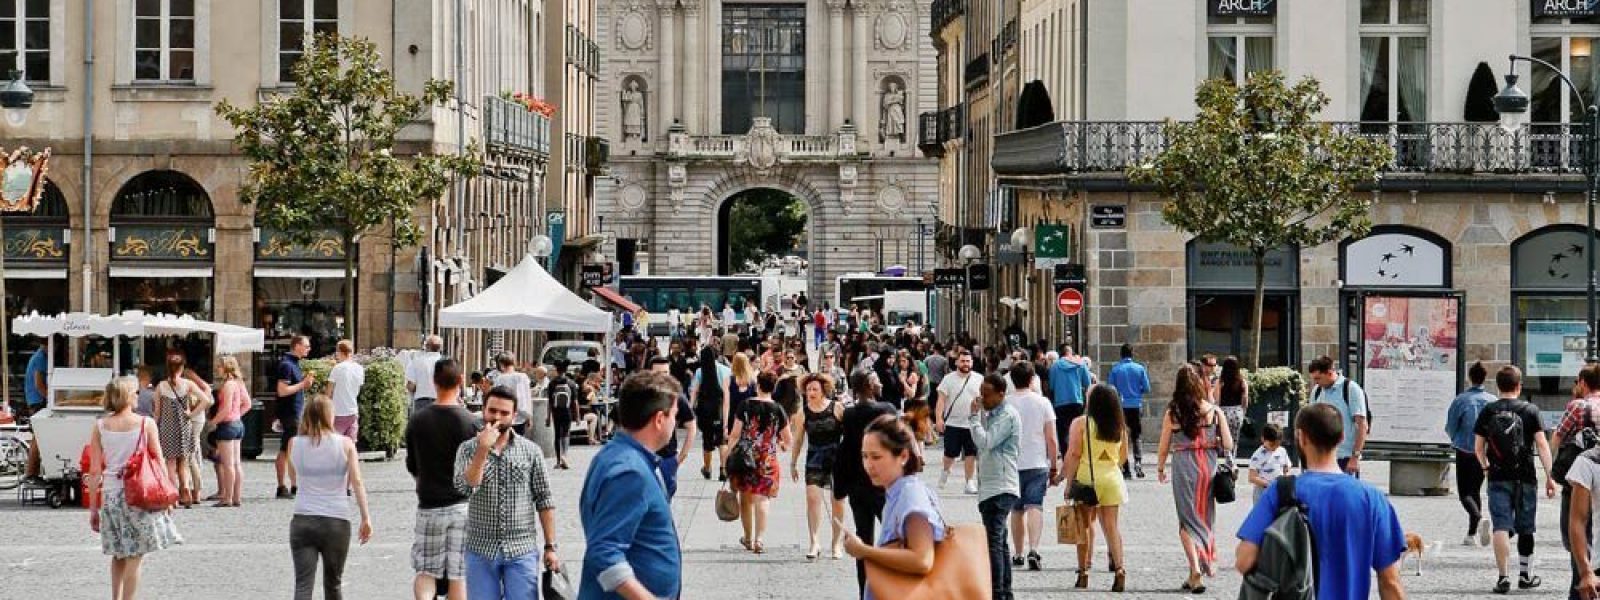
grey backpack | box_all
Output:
[1239,476,1316,600]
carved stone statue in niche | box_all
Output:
[621,78,648,142]
[880,79,907,143]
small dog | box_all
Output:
[1404,533,1442,576]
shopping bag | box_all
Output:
[865,523,991,600]
[123,418,178,512]
[715,487,740,522]
[1056,504,1085,545]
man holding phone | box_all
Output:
[454,386,561,599]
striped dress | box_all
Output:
[1169,410,1224,575]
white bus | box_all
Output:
[834,274,927,312]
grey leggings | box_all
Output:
[291,514,352,600]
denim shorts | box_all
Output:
[213,420,244,441]
[1487,480,1538,535]
[1017,468,1049,510]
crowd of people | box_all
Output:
[42,294,1600,600]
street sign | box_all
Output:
[934,268,965,289]
[1057,288,1085,316]
[966,263,992,291]
[1090,205,1126,229]
[581,264,604,288]
[1053,263,1087,292]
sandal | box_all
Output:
[739,537,753,551]
[753,540,766,554]
[806,544,819,561]
[1074,569,1089,589]
[1185,574,1206,594]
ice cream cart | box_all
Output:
[10,311,264,508]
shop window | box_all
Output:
[1511,225,1599,425]
[253,277,347,395]
[1185,241,1299,367]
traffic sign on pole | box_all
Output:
[1056,288,1085,316]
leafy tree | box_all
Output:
[217,33,480,343]
[1129,71,1393,368]
[725,188,807,274]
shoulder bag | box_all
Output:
[122,418,179,511]
[1068,421,1100,506]
[1210,415,1237,504]
[941,374,975,423]
[1554,403,1600,484]
[865,498,992,600]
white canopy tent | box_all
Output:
[439,253,612,333]
[12,310,267,355]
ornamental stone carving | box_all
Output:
[619,183,648,211]
[617,8,652,51]
[879,77,907,143]
[877,184,907,212]
[876,10,909,50]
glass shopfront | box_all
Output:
[252,226,352,395]
[1511,225,1598,428]
[3,180,70,405]
[1185,241,1299,367]
[107,170,215,377]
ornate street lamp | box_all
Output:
[1497,55,1600,362]
[0,69,37,408]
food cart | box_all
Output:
[10,311,264,508]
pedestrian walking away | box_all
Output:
[453,386,561,600]
[87,376,183,600]
[405,335,445,416]
[1446,361,1495,547]
[1474,365,1558,594]
[1048,346,1093,460]
[1216,356,1249,452]
[835,371,895,598]
[688,347,732,481]
[1004,362,1058,572]
[1063,384,1130,592]
[726,372,793,554]
[579,371,685,600]
[1156,363,1232,593]
[969,373,1021,600]
[404,359,477,600]
[1106,344,1150,479]
[1236,403,1407,599]
[288,394,374,600]
[1308,356,1369,477]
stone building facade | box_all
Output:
[594,0,939,303]
[992,0,1600,445]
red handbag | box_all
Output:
[121,419,177,511]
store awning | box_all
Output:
[253,267,352,279]
[109,266,214,278]
[590,286,641,314]
[565,234,603,250]
[4,268,67,279]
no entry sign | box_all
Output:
[1056,288,1085,316]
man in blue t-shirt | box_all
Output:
[1105,344,1150,478]
[1237,403,1406,600]
[1046,345,1092,459]
[1308,355,1369,477]
[23,343,47,412]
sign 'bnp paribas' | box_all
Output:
[1209,0,1276,17]
[1536,0,1600,18]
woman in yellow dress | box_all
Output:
[1063,384,1129,592]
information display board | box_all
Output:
[1359,294,1462,445]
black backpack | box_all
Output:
[1485,405,1530,474]
[1554,406,1600,484]
[549,378,576,414]
[1238,476,1317,600]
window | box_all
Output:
[721,4,806,134]
[1511,225,1599,421]
[279,0,338,82]
[1358,0,1428,123]
[0,0,48,82]
[1205,13,1273,84]
[134,0,195,82]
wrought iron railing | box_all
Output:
[931,0,965,33]
[483,95,552,158]
[992,19,1018,61]
[992,120,1596,177]
[941,103,966,142]
[919,111,941,154]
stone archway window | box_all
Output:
[111,170,214,223]
[17,178,67,221]
[1338,225,1451,288]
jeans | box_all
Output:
[979,493,1019,600]
[1122,407,1143,468]
[552,412,573,463]
[1337,456,1361,479]
[1562,485,1594,600]
[465,550,541,600]
[847,490,885,599]
[290,515,352,600]
[659,453,680,499]
[1455,450,1485,534]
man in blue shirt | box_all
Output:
[21,342,47,481]
[1237,403,1406,600]
[273,335,315,499]
[1444,361,1495,547]
[1047,345,1092,459]
[1307,356,1369,477]
[580,371,682,600]
[1106,344,1151,478]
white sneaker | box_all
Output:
[1478,519,1492,546]
[939,469,950,488]
[964,479,978,495]
[1462,534,1477,547]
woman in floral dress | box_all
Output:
[727,372,792,554]
[88,376,182,599]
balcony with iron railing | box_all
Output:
[992,120,1597,190]
[964,54,989,89]
[482,95,552,158]
[931,0,965,33]
[919,111,941,156]
[991,19,1018,61]
[665,128,865,162]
